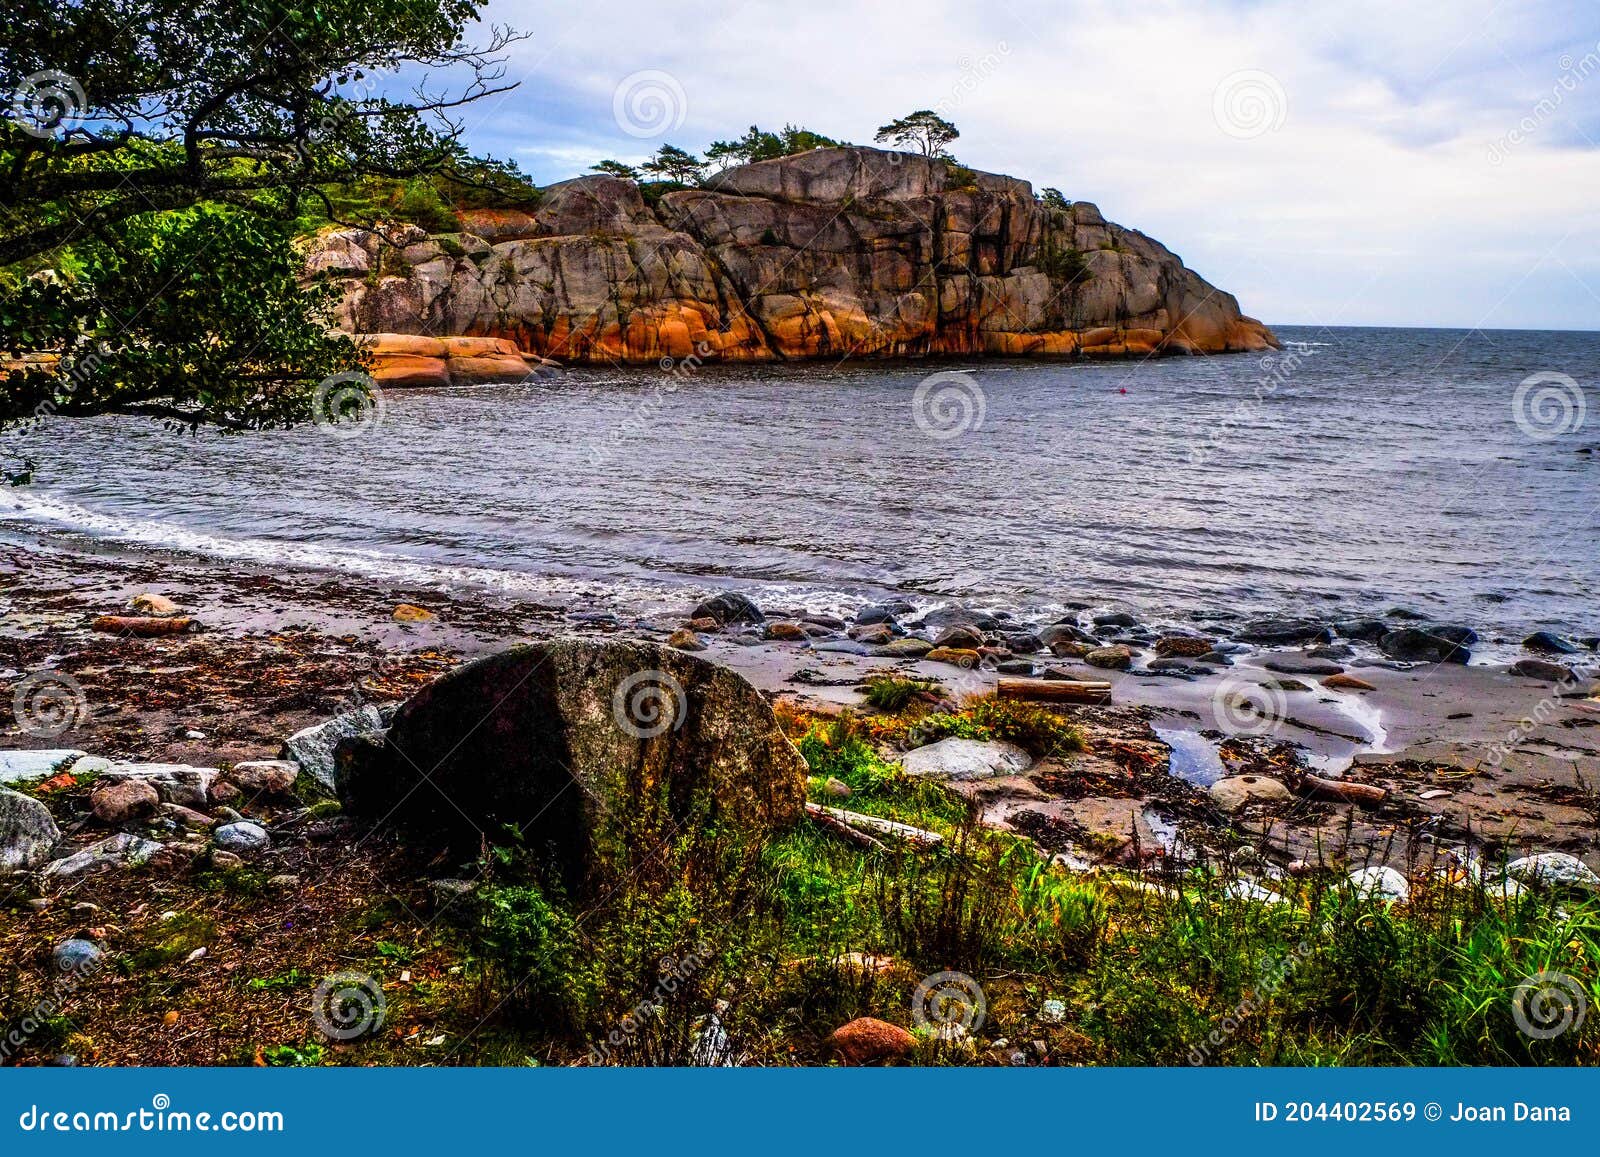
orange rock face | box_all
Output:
[311,148,1278,368]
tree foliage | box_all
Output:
[704,123,840,170]
[1,0,517,432]
[639,144,705,185]
[873,110,959,158]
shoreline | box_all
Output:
[4,543,1596,873]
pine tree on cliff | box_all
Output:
[874,111,959,158]
[1,0,521,443]
[641,145,707,185]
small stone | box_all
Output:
[393,603,436,622]
[902,737,1032,781]
[42,833,163,878]
[1322,673,1377,691]
[1523,630,1581,655]
[128,593,182,616]
[1084,645,1133,671]
[871,638,935,659]
[214,806,245,824]
[1039,998,1068,1023]
[52,938,104,974]
[1153,635,1213,657]
[1208,775,1293,814]
[184,730,206,741]
[849,624,895,645]
[160,803,213,829]
[266,874,300,889]
[1418,789,1451,800]
[90,779,161,824]
[1093,612,1137,629]
[933,625,986,649]
[1508,658,1575,683]
[690,592,764,625]
[925,646,981,668]
[1504,853,1600,891]
[823,777,852,798]
[686,616,720,633]
[825,1017,915,1065]
[213,821,270,856]
[1346,865,1409,903]
[1262,654,1345,676]
[667,628,706,651]
[209,849,244,871]
[163,1010,181,1025]
[764,622,808,641]
[224,760,299,796]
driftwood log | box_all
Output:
[805,803,942,848]
[1295,773,1388,806]
[996,677,1112,705]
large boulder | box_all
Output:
[1379,627,1472,664]
[0,787,60,870]
[336,640,807,895]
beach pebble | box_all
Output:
[1346,865,1409,903]
[1522,630,1581,655]
[764,622,808,641]
[901,738,1032,782]
[1208,775,1292,814]
[213,822,270,856]
[1508,658,1574,683]
[392,603,436,622]
[667,628,706,651]
[1504,853,1600,891]
[52,938,103,974]
[209,849,244,871]
[1084,645,1133,670]
[924,647,980,669]
[224,760,299,796]
[1322,673,1376,691]
[90,779,160,825]
[1236,618,1332,645]
[1153,635,1213,658]
[933,625,986,649]
[1262,654,1345,676]
[43,833,163,878]
[690,592,764,625]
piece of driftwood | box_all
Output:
[804,803,887,851]
[805,802,942,847]
[996,677,1112,704]
[1296,773,1387,805]
[91,614,195,636]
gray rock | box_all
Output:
[213,821,270,855]
[996,659,1036,675]
[282,706,385,792]
[810,640,870,656]
[1333,619,1389,642]
[224,760,299,796]
[42,833,164,878]
[1092,612,1137,629]
[1522,631,1581,655]
[97,763,219,809]
[52,939,104,974]
[869,638,935,658]
[336,640,807,900]
[90,779,160,824]
[853,603,907,626]
[1346,865,1409,903]
[1504,853,1600,891]
[1261,654,1345,676]
[900,738,1033,782]
[1508,658,1576,683]
[0,787,60,870]
[1379,628,1471,664]
[1235,618,1332,645]
[1208,775,1293,814]
[690,592,764,625]
[933,624,986,649]
[914,606,1001,632]
[1084,645,1133,670]
[0,749,86,785]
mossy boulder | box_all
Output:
[336,639,807,896]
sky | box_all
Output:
[437,0,1600,331]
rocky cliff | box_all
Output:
[306,147,1276,378]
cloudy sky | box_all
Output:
[446,0,1600,330]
